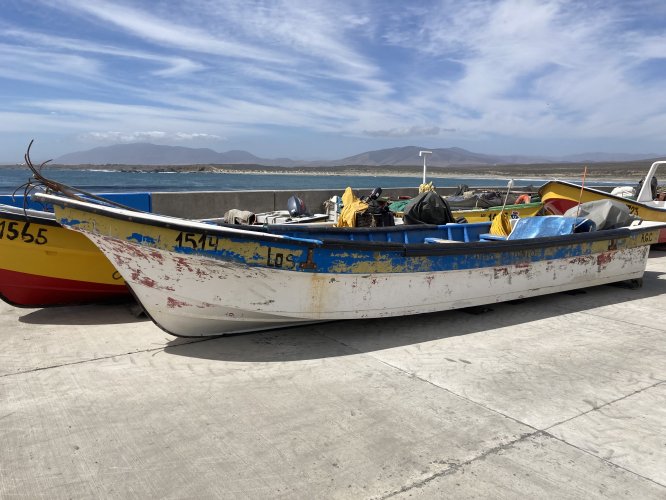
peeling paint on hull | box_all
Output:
[84,233,650,337]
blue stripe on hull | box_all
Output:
[172,237,609,274]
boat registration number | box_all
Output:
[0,221,48,244]
[175,231,221,250]
[175,231,297,268]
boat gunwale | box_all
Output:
[246,221,645,256]
[451,201,544,212]
[36,192,665,257]
[0,204,60,227]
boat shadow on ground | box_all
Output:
[16,299,147,325]
[163,267,666,363]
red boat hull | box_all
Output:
[0,268,130,308]
[542,198,577,216]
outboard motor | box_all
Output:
[368,186,382,201]
[356,187,394,227]
[287,194,307,217]
[361,187,382,203]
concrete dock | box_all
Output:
[2,250,665,499]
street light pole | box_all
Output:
[419,150,432,184]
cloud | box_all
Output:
[375,1,666,140]
[363,126,445,138]
[2,28,205,78]
[0,43,102,86]
[78,131,222,143]
[50,0,393,95]
[52,0,285,64]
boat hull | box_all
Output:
[83,233,650,337]
[0,207,129,307]
[0,268,129,307]
[539,180,666,243]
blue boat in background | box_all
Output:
[0,192,152,213]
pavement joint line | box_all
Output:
[370,368,666,494]
[540,380,666,489]
[376,430,542,499]
[550,304,666,333]
[328,333,544,432]
[330,337,666,494]
[0,337,208,379]
[545,379,665,431]
[542,394,666,490]
[541,431,666,490]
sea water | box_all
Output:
[0,167,617,194]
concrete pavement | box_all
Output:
[2,250,665,499]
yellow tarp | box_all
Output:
[335,187,368,227]
[489,211,512,237]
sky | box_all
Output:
[2,0,666,163]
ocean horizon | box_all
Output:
[0,166,624,194]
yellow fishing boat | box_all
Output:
[452,201,544,223]
[0,204,129,307]
[539,160,666,243]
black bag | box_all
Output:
[355,199,395,227]
[402,191,455,225]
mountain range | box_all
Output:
[53,143,662,167]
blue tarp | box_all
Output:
[507,216,594,240]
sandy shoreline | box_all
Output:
[155,167,640,184]
[2,162,654,184]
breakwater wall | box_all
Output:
[151,187,422,218]
[151,185,616,219]
[1,184,615,219]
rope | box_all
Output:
[419,181,435,193]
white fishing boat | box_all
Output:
[35,192,664,337]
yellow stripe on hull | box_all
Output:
[0,215,124,285]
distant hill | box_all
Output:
[55,143,302,167]
[323,146,552,167]
[53,143,661,167]
[558,152,660,162]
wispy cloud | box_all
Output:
[78,131,222,143]
[51,0,285,64]
[364,126,444,138]
[0,43,102,85]
[3,28,205,78]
